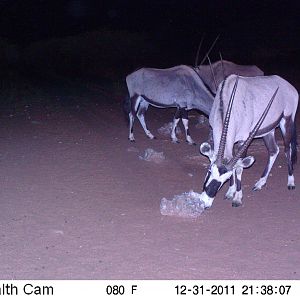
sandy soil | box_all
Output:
[0,89,299,280]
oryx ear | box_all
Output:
[235,156,255,169]
[200,142,214,161]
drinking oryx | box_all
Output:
[199,74,298,208]
[124,65,214,145]
[196,59,264,94]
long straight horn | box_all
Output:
[216,75,239,164]
[199,34,220,66]
[207,55,218,92]
[227,87,279,169]
[219,52,225,79]
[194,34,205,68]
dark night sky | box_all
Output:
[0,1,299,43]
[0,0,299,66]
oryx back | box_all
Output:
[126,65,213,112]
[211,75,298,150]
[197,60,264,94]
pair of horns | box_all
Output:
[216,76,279,169]
[195,35,226,93]
[194,34,220,67]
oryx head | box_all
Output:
[199,76,279,208]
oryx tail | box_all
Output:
[291,122,298,165]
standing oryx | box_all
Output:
[124,61,264,145]
[125,65,214,145]
[199,74,298,208]
[196,59,264,94]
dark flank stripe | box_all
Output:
[141,95,178,108]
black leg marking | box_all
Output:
[181,108,188,119]
[262,131,279,177]
[174,107,182,119]
[236,177,241,191]
[130,94,140,117]
[281,116,295,175]
[225,174,236,200]
[253,131,279,191]
[280,116,297,189]
[181,109,196,145]
[128,95,140,142]
[171,107,182,143]
[136,98,155,140]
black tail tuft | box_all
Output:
[291,121,298,165]
[122,94,131,125]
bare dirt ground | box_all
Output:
[0,86,299,280]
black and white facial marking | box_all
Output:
[201,164,233,208]
[199,142,255,208]
[204,164,233,193]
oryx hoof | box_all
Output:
[147,136,156,140]
[224,194,234,201]
[225,187,236,201]
[186,141,197,146]
[253,178,266,191]
[129,138,135,143]
[172,139,179,144]
[252,184,265,192]
[252,186,261,192]
[288,185,295,190]
[232,202,242,208]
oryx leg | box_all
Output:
[129,112,135,142]
[128,94,139,142]
[232,167,244,207]
[136,96,155,140]
[171,107,181,143]
[280,116,296,190]
[224,168,244,207]
[225,173,236,200]
[253,130,279,191]
[128,95,155,141]
[181,109,196,145]
[225,141,243,200]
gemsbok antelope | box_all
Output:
[124,65,214,145]
[199,74,298,208]
[195,59,264,94]
[124,60,264,145]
